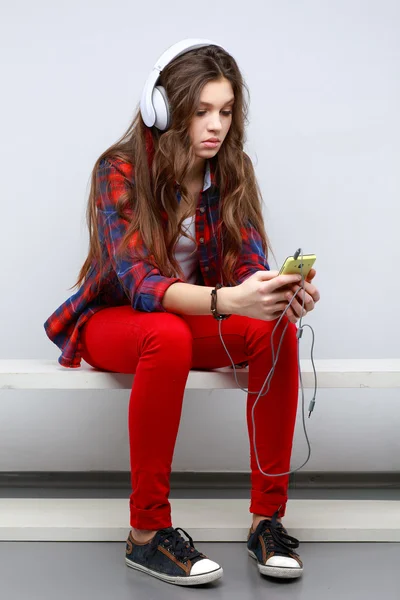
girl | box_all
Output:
[44,39,320,587]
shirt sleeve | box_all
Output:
[232,220,270,284]
[96,157,183,312]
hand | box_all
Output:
[227,270,306,322]
[285,269,320,323]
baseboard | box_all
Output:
[1,497,399,542]
[1,471,399,489]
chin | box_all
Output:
[197,147,220,155]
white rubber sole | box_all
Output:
[248,549,303,579]
[125,557,223,586]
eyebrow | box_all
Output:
[199,98,235,107]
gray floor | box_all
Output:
[1,540,399,600]
[1,487,399,599]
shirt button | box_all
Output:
[200,206,205,213]
[199,237,205,243]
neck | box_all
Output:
[184,157,206,184]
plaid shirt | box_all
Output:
[44,155,270,368]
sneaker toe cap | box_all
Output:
[190,558,221,575]
[266,556,300,568]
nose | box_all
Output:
[207,112,223,133]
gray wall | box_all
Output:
[1,0,399,472]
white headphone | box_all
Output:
[140,38,227,131]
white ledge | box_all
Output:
[0,359,400,390]
[0,498,399,542]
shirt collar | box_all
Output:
[175,158,216,192]
[203,159,211,191]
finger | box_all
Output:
[279,277,315,294]
[268,274,303,292]
[284,308,299,323]
[283,288,313,312]
[287,296,308,318]
[273,301,290,311]
[256,269,279,280]
[292,282,320,303]
[306,268,316,281]
[274,301,300,322]
[303,284,320,303]
[290,287,315,308]
[279,288,311,307]
[271,307,298,323]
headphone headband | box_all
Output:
[140,38,226,130]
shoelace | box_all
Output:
[249,509,300,556]
[144,526,203,564]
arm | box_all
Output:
[232,221,270,284]
[163,220,269,315]
[97,158,183,312]
[162,282,236,315]
[162,220,269,315]
[97,157,240,316]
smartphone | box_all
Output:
[279,253,316,280]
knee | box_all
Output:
[247,316,298,349]
[268,319,299,356]
[279,319,298,341]
[144,313,193,363]
[272,318,299,344]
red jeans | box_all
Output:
[80,306,299,530]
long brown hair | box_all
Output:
[74,44,275,289]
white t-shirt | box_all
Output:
[174,215,198,284]
[173,160,211,284]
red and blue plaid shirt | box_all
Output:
[44,155,270,368]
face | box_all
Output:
[188,78,234,161]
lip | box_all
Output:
[202,140,220,148]
[203,138,220,143]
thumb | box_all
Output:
[306,268,316,282]
[254,269,279,280]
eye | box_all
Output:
[196,110,233,117]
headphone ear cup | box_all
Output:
[152,85,170,131]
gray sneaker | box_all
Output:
[247,510,303,579]
[125,526,223,586]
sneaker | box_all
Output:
[125,526,223,586]
[247,510,303,579]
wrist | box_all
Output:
[215,286,239,316]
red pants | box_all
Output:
[80,306,299,530]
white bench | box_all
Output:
[1,358,400,389]
[1,358,400,543]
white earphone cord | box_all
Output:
[217,248,318,478]
[142,42,318,477]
